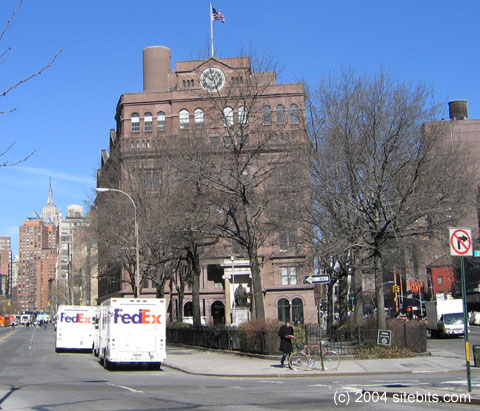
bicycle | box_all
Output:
[288,341,340,371]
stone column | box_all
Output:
[223,275,232,326]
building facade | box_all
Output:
[18,217,57,311]
[97,46,315,324]
[56,205,97,309]
[16,182,61,312]
[0,237,11,296]
[423,100,480,309]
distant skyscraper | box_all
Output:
[42,178,62,226]
[16,181,60,311]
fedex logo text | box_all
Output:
[60,312,92,323]
[113,308,162,324]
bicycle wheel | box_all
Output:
[288,352,310,371]
[309,352,323,370]
[322,351,340,370]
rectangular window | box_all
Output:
[279,230,296,252]
[438,275,443,285]
[281,266,297,285]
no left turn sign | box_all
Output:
[449,228,473,256]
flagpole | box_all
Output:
[210,2,214,57]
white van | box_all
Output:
[55,305,96,352]
[98,298,166,369]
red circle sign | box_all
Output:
[450,229,472,255]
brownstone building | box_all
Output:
[97,46,315,325]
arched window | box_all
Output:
[184,301,193,317]
[277,298,290,322]
[211,301,225,325]
[263,105,272,125]
[289,104,299,124]
[291,298,304,325]
[223,106,234,126]
[182,80,186,88]
[238,106,248,125]
[276,105,285,125]
[144,112,153,132]
[194,108,204,126]
[179,109,190,128]
[157,111,166,130]
[131,113,140,132]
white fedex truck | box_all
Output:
[55,305,96,352]
[98,298,166,369]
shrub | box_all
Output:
[168,320,192,328]
[239,319,279,354]
[355,346,414,359]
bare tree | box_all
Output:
[0,0,61,167]
[179,54,308,320]
[308,70,475,329]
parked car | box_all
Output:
[469,311,480,325]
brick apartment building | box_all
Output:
[17,182,61,312]
[97,46,315,325]
[0,237,11,296]
[422,100,480,309]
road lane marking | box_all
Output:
[105,383,143,393]
[0,329,18,342]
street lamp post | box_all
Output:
[231,256,236,324]
[96,187,140,298]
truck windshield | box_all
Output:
[443,313,464,325]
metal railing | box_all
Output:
[166,322,427,355]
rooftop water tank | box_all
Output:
[448,100,468,120]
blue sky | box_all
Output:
[1,0,479,253]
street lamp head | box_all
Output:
[96,187,110,193]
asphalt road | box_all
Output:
[427,324,480,357]
[0,326,478,410]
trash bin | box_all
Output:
[473,345,480,367]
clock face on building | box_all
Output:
[200,67,226,92]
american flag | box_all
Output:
[212,6,225,23]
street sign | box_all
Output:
[305,274,330,284]
[377,329,391,346]
[474,250,480,258]
[449,228,473,256]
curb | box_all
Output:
[163,362,478,379]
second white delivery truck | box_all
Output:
[425,298,464,338]
[55,305,96,352]
[98,298,166,369]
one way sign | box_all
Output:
[449,228,473,256]
[304,274,330,284]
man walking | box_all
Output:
[278,320,294,368]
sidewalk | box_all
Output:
[164,344,480,404]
